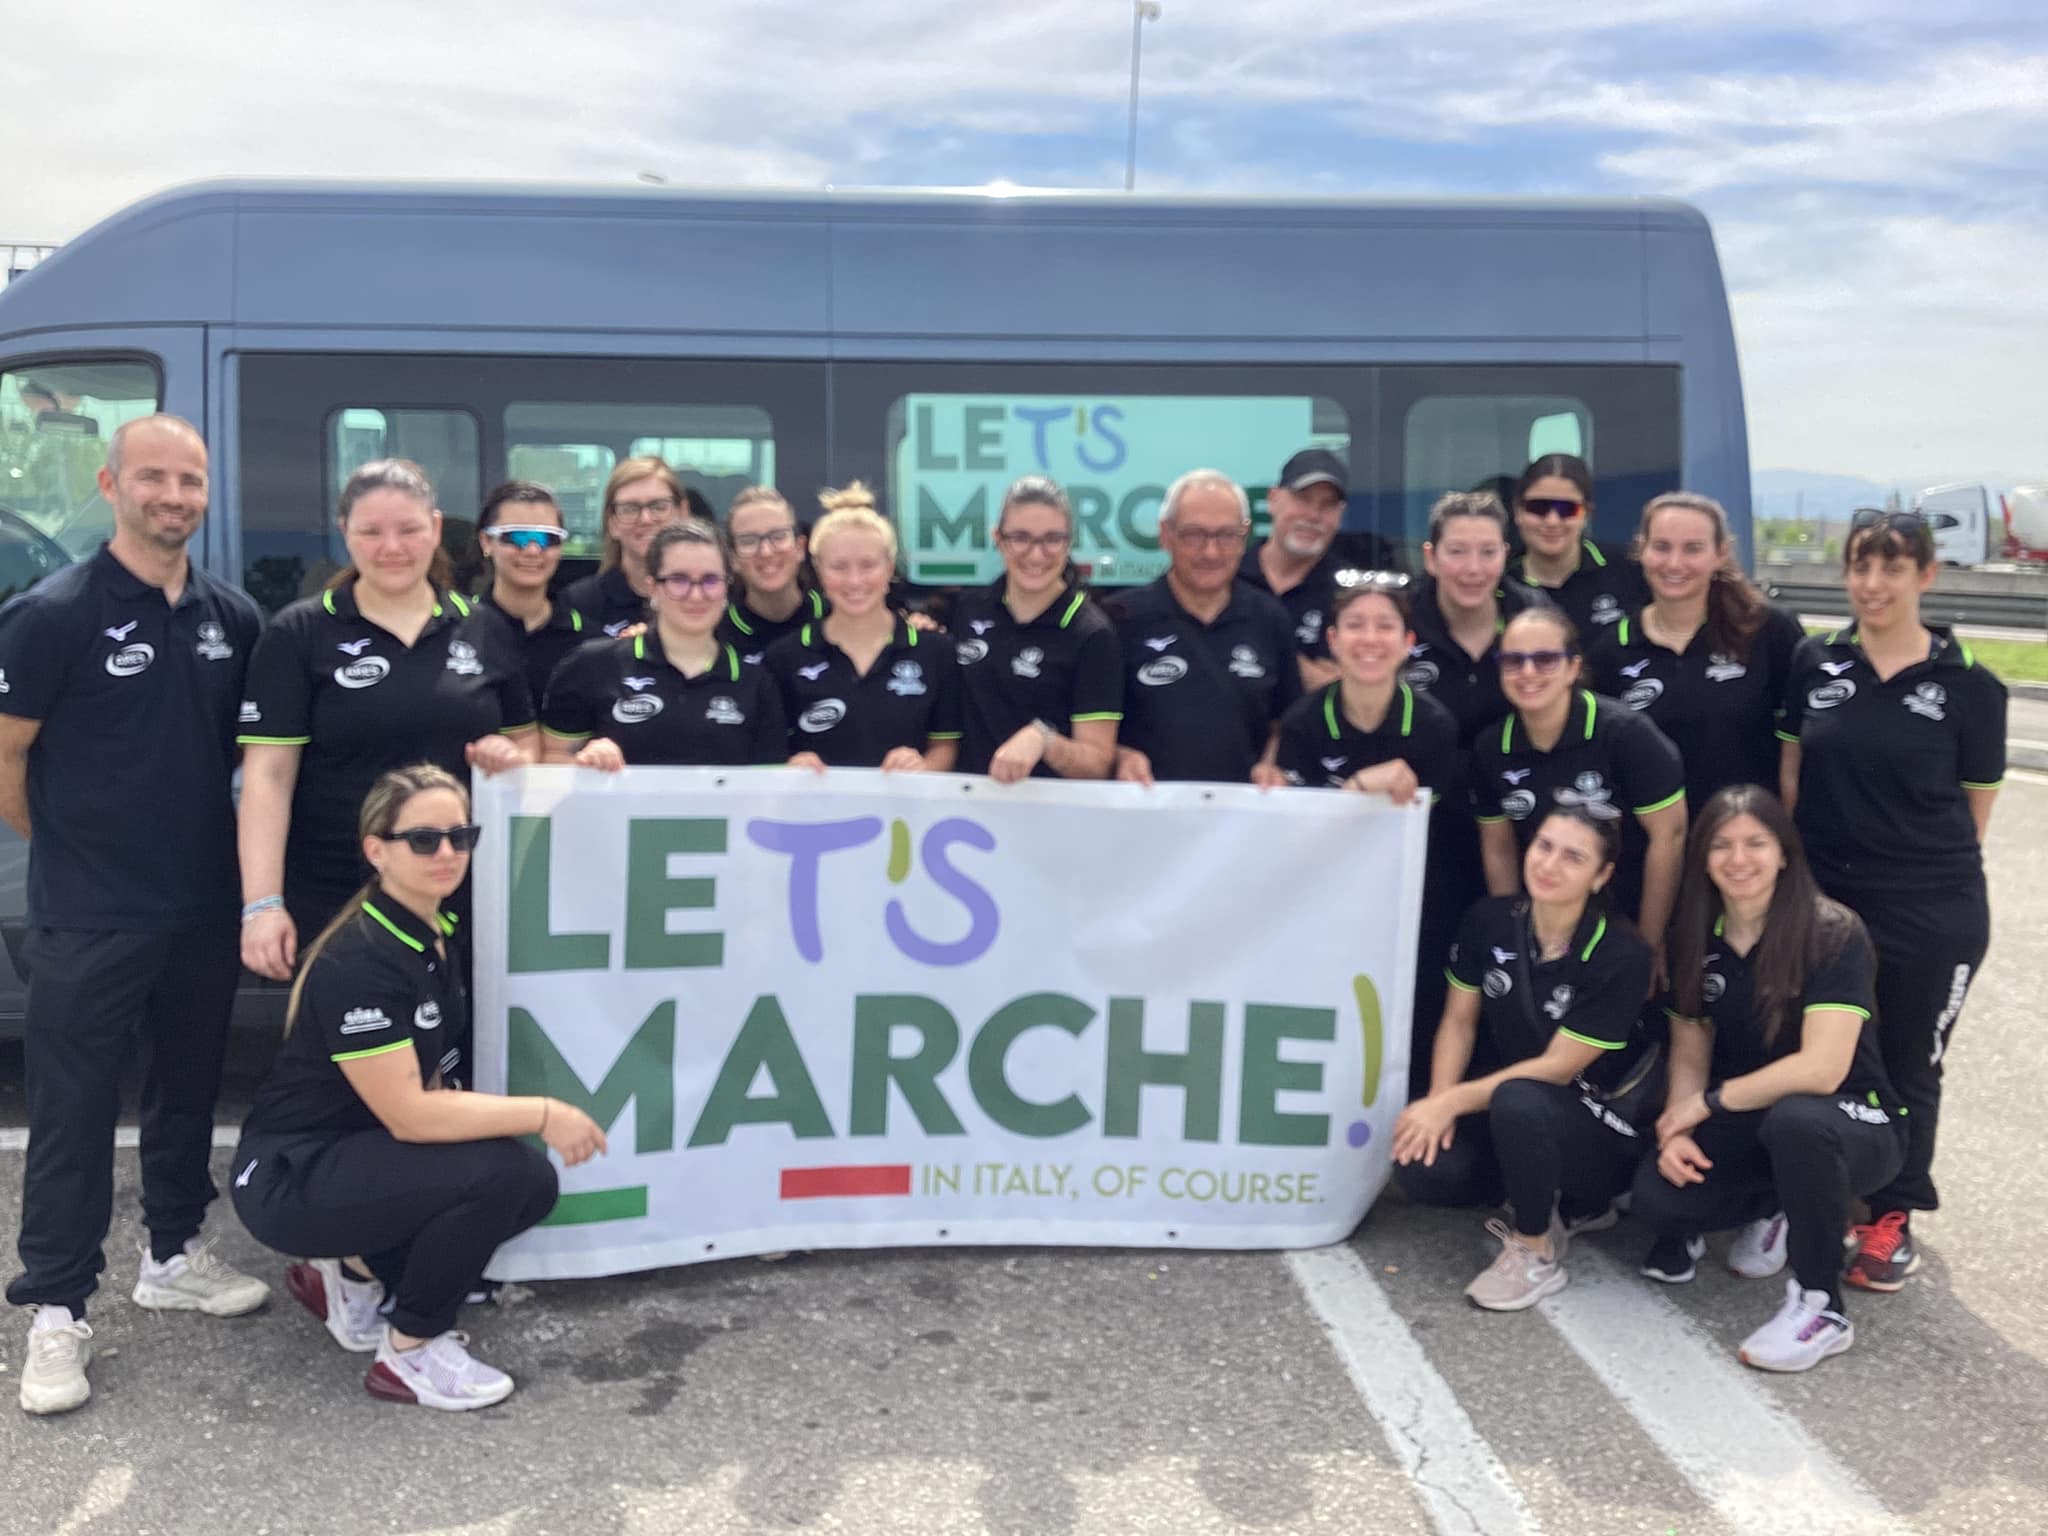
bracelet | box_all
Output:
[240,896,284,924]
[1032,718,1057,743]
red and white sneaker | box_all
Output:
[1845,1211,1920,1293]
[365,1328,514,1411]
[285,1259,385,1353]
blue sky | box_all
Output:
[5,0,2043,486]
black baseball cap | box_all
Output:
[1280,449,1348,495]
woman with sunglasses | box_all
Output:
[951,476,1121,782]
[1393,804,1654,1310]
[542,522,785,769]
[1510,454,1646,639]
[1586,493,1804,813]
[1632,786,1901,1370]
[562,457,692,637]
[234,764,605,1410]
[1778,509,2005,1292]
[472,481,591,705]
[239,460,535,983]
[1474,607,1686,977]
[717,486,826,665]
[766,484,962,772]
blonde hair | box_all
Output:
[600,456,688,571]
[809,481,898,566]
[725,485,793,523]
[284,763,470,1034]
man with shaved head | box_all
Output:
[0,414,267,1416]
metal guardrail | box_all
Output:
[2,244,57,284]
[1762,573,2048,630]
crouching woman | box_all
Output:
[232,764,605,1410]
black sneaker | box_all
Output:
[1641,1233,1706,1284]
[1845,1211,1919,1293]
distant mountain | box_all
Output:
[1751,470,1900,525]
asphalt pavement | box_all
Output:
[2,778,2046,1536]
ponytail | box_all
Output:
[1636,492,1765,661]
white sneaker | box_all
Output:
[19,1307,93,1416]
[285,1259,385,1352]
[1465,1217,1569,1312]
[1739,1277,1854,1372]
[132,1237,270,1317]
[366,1329,514,1411]
[1729,1213,1790,1279]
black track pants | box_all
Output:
[231,1129,557,1339]
[1629,1095,1905,1302]
[1395,1078,1642,1234]
[7,925,239,1316]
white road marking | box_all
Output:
[1286,1245,1540,1536]
[1539,1248,1904,1535]
[0,1125,241,1153]
[53,1466,134,1536]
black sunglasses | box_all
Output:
[1849,508,1928,533]
[1520,497,1584,520]
[377,824,483,856]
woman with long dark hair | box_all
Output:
[1778,510,2005,1291]
[472,480,590,705]
[1632,785,1902,1370]
[1587,493,1803,812]
[1508,454,1645,637]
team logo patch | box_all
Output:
[613,694,664,724]
[1619,659,1652,679]
[1490,946,1517,964]
[1570,770,1611,803]
[1590,594,1622,625]
[1542,984,1575,1020]
[1623,678,1664,711]
[334,656,391,689]
[336,638,374,656]
[706,695,745,726]
[603,620,633,637]
[339,1006,392,1036]
[886,660,927,697]
[1483,968,1513,999]
[104,622,138,642]
[1227,645,1266,680]
[1143,635,1176,652]
[1502,768,1532,785]
[1904,681,1947,721]
[1012,646,1044,680]
[1295,609,1324,647]
[1137,656,1188,687]
[195,620,234,661]
[799,661,830,682]
[1820,659,1855,677]
[623,675,656,692]
[1400,656,1439,689]
[1705,653,1747,683]
[1502,788,1538,820]
[1807,679,1855,710]
[413,1001,443,1033]
[105,642,155,678]
[957,639,989,665]
[445,639,483,676]
[799,699,847,733]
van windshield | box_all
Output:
[0,359,161,565]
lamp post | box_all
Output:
[1124,0,1161,192]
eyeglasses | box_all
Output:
[1520,498,1584,520]
[1499,648,1571,674]
[654,571,727,598]
[997,530,1072,554]
[486,525,566,551]
[613,497,679,522]
[732,526,797,555]
[377,824,483,856]
[1170,525,1248,551]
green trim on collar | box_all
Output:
[1617,616,1632,645]
[1323,686,1341,741]
[1500,713,1515,752]
[808,589,826,617]
[633,634,646,660]
[1397,681,1414,736]
[725,601,754,636]
[726,644,741,681]
[1713,913,1725,937]
[800,622,814,645]
[1580,690,1597,740]
[1582,540,1608,569]
[321,588,337,616]
[1578,913,1608,962]
[570,609,584,633]
[361,901,425,954]
[1059,590,1087,629]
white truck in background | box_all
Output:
[1913,482,2048,566]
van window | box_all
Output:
[0,359,160,590]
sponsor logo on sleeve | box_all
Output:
[886,660,927,696]
[613,694,664,724]
[339,1006,393,1036]
[1226,645,1267,680]
[1806,679,1855,710]
[195,621,234,661]
[1011,646,1044,680]
[706,696,745,726]
[0,669,11,693]
[798,699,848,733]
[239,700,260,723]
[1136,655,1188,687]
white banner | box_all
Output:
[472,767,1426,1281]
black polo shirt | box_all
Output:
[474,587,593,705]
[542,633,786,766]
[1585,605,1805,811]
[0,545,260,929]
[950,580,1123,776]
[718,587,826,666]
[1780,624,2005,897]
[1472,689,1685,917]
[1238,542,1347,660]
[1400,577,1549,747]
[1108,577,1302,784]
[238,583,533,902]
[240,895,470,1139]
[762,618,963,767]
[561,565,647,637]
[1446,895,1652,1085]
[1510,541,1646,638]
[1675,910,1894,1112]
[1275,681,1458,800]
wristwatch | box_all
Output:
[1702,1086,1726,1117]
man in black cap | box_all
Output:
[1241,449,1351,691]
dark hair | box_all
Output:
[1329,576,1412,629]
[1636,492,1767,661]
[1426,490,1509,544]
[1844,510,1936,572]
[333,458,454,592]
[1669,784,1863,1048]
[1533,801,1622,876]
[478,480,560,532]
[1502,603,1582,657]
[998,474,1073,531]
[1516,453,1594,508]
[648,518,732,582]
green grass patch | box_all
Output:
[1802,625,2048,683]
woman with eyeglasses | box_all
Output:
[766,483,962,771]
[717,486,826,664]
[1474,607,1686,976]
[542,522,785,769]
[1778,509,2005,1292]
[1393,804,1654,1310]
[1509,454,1646,639]
[561,457,692,637]
[472,481,591,704]
[239,460,535,982]
[1586,493,1805,813]
[234,764,605,1411]
[950,476,1121,782]
[1632,786,1901,1370]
